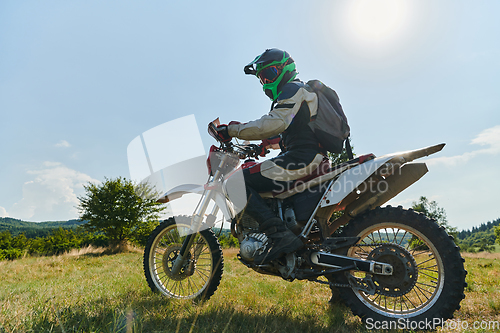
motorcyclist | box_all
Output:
[215,48,327,264]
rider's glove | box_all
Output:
[256,144,269,157]
[215,125,232,142]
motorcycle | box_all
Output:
[143,119,466,326]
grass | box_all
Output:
[0,248,499,332]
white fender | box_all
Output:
[320,143,445,207]
[158,184,233,222]
[320,156,393,207]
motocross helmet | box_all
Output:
[244,48,297,101]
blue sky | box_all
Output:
[1,0,499,230]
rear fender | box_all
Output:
[320,143,445,208]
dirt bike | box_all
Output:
[143,119,466,326]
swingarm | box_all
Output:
[310,251,393,276]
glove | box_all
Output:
[215,125,232,142]
[253,143,269,158]
[257,144,268,157]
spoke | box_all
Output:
[416,281,437,289]
[393,228,400,243]
[190,274,201,293]
[186,276,192,295]
[418,264,438,272]
[410,243,429,252]
[174,280,182,296]
[411,287,424,305]
[417,257,436,266]
[415,284,433,297]
[411,249,430,257]
[366,233,376,244]
[404,294,417,309]
[178,280,185,296]
[399,231,408,246]
[196,268,210,280]
[418,270,437,280]
[170,280,178,296]
[196,267,212,273]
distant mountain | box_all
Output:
[0,217,86,238]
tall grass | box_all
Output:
[1,249,499,332]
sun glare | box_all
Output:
[346,0,411,46]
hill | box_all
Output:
[456,218,500,252]
[0,217,85,238]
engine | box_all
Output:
[233,214,268,261]
[239,233,268,261]
[234,212,298,279]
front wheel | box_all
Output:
[143,216,223,301]
[328,206,466,327]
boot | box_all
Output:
[254,217,303,265]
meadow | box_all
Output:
[1,247,499,333]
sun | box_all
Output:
[346,0,411,46]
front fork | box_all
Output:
[170,166,225,275]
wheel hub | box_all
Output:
[162,245,195,281]
[367,243,418,297]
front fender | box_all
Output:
[158,184,204,203]
[158,184,233,222]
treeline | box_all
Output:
[0,225,240,261]
[0,228,108,260]
[456,218,500,253]
[0,217,84,238]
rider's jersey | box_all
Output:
[227,80,321,151]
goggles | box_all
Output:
[258,65,281,85]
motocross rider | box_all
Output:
[215,48,326,264]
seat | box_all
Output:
[259,153,375,199]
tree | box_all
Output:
[328,140,354,166]
[495,226,500,245]
[328,141,355,225]
[78,177,166,246]
[411,196,457,243]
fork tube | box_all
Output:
[171,188,215,275]
[171,155,228,275]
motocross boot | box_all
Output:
[254,217,303,265]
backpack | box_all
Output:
[306,80,352,158]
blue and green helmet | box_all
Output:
[244,49,297,101]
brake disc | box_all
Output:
[162,245,194,281]
[367,243,418,297]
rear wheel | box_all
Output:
[143,216,223,301]
[328,206,466,327]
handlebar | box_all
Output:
[208,119,269,159]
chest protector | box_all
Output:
[306,80,350,154]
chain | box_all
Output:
[312,279,351,288]
[310,243,386,252]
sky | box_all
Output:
[1,0,499,231]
